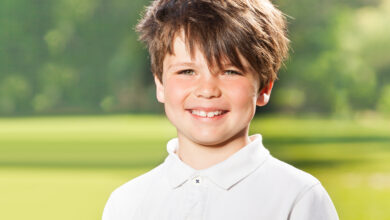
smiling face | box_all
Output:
[155,34,273,148]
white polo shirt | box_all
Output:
[103,134,339,220]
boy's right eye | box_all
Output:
[178,69,195,75]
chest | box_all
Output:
[132,178,296,220]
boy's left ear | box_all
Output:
[256,81,274,106]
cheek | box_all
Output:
[225,79,258,108]
[164,78,193,105]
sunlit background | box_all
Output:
[0,0,389,219]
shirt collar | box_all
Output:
[163,134,270,190]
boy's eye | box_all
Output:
[224,70,242,75]
[178,69,195,75]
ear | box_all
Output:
[154,75,165,103]
[256,81,274,106]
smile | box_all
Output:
[190,110,228,118]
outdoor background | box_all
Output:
[0,0,389,219]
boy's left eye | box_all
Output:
[224,70,242,75]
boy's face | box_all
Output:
[155,34,273,147]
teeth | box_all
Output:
[191,110,224,118]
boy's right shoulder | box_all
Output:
[107,163,166,207]
[112,163,165,197]
[103,163,166,219]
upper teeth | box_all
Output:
[191,110,223,118]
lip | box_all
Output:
[185,108,229,120]
[186,107,228,111]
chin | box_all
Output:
[189,133,230,147]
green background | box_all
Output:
[1,0,390,219]
[1,115,389,219]
[1,0,390,116]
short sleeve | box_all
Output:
[102,192,116,220]
[289,183,339,220]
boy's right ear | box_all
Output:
[154,75,165,103]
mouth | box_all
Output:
[187,109,229,119]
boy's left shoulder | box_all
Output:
[251,155,339,219]
[256,155,322,194]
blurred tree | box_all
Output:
[273,0,388,116]
[377,85,390,115]
[0,0,388,116]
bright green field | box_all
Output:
[0,115,389,220]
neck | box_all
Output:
[176,131,252,170]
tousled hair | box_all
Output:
[136,0,289,90]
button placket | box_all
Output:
[192,176,202,185]
[186,176,207,220]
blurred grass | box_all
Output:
[0,114,389,220]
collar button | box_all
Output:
[192,176,202,185]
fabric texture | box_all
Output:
[103,134,339,220]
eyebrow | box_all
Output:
[166,61,249,73]
[166,62,196,71]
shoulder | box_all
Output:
[286,175,339,219]
[102,164,165,220]
[262,156,320,188]
[111,163,164,199]
[259,156,339,219]
[252,155,321,200]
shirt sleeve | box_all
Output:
[289,183,339,220]
[102,193,115,220]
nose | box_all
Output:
[194,74,222,99]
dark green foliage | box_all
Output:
[0,0,389,116]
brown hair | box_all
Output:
[136,0,289,90]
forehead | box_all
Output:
[163,33,253,72]
[164,34,207,66]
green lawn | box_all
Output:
[0,115,389,220]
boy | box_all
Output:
[103,0,339,219]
